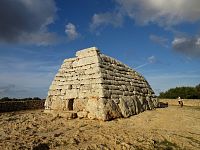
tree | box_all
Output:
[33,97,41,100]
[0,97,10,101]
[158,84,200,99]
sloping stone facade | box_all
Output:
[45,47,158,120]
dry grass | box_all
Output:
[0,106,200,150]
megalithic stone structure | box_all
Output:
[45,47,158,121]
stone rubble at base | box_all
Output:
[44,47,159,121]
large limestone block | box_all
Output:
[146,97,154,110]
[50,96,64,110]
[73,98,88,111]
[77,111,88,119]
[152,97,159,108]
[76,55,100,67]
[76,47,99,58]
[84,68,101,75]
[64,89,78,99]
[126,97,137,115]
[63,57,76,63]
[57,111,78,119]
[104,100,122,120]
[44,97,52,109]
[86,97,106,120]
[119,97,139,117]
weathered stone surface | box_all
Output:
[104,100,122,120]
[45,47,159,121]
[77,111,88,119]
[118,98,132,118]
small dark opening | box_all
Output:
[68,99,74,110]
[68,85,72,90]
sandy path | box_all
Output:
[0,106,200,150]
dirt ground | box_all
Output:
[0,106,200,150]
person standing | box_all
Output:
[178,96,183,107]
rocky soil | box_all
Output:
[0,106,200,150]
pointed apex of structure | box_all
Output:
[76,47,99,57]
[80,46,99,51]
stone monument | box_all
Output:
[45,47,158,120]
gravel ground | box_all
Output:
[0,106,200,150]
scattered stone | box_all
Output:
[69,138,79,145]
[77,111,88,119]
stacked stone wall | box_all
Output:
[45,47,158,120]
[96,54,157,119]
[45,47,106,119]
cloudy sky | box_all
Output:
[0,0,200,98]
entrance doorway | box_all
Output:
[68,99,74,110]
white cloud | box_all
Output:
[116,0,200,27]
[172,36,200,58]
[65,23,79,41]
[149,34,169,48]
[91,0,200,31]
[90,12,123,31]
[148,56,157,64]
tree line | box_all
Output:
[159,84,200,99]
[0,97,43,102]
